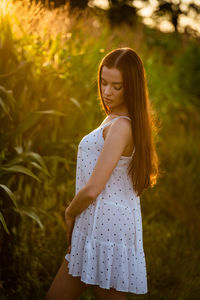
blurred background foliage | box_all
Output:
[0,0,200,299]
[35,0,200,35]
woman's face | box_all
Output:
[100,66,125,111]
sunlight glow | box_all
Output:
[1,0,200,36]
[93,0,200,34]
[0,0,11,17]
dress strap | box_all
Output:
[100,116,132,129]
[100,116,135,158]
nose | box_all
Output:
[104,84,112,96]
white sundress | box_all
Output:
[65,115,148,294]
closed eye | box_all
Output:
[114,86,122,90]
[100,79,123,90]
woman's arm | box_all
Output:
[65,185,95,218]
[65,118,132,218]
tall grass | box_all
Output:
[0,1,200,299]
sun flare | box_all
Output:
[0,0,11,17]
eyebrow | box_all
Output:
[101,77,123,84]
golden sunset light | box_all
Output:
[93,0,200,34]
[1,0,200,299]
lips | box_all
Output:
[104,97,112,102]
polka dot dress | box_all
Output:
[65,116,148,294]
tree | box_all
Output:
[151,0,200,33]
[107,0,138,26]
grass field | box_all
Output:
[0,1,200,299]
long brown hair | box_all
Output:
[97,47,159,196]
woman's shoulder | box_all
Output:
[101,114,132,127]
[102,116,133,143]
[110,117,132,134]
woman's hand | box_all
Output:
[64,208,75,254]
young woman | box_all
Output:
[47,47,159,300]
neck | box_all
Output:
[109,112,129,116]
[106,102,130,117]
[108,109,130,117]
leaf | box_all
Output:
[35,110,67,117]
[21,152,50,176]
[2,152,50,177]
[0,165,41,182]
[13,145,23,154]
[0,212,10,235]
[4,152,44,167]
[69,97,82,110]
[2,155,24,167]
[0,96,12,120]
[1,110,66,150]
[13,206,44,230]
[30,161,50,176]
[12,110,66,139]
[0,61,28,79]
[25,152,50,175]
[0,184,18,207]
[0,85,15,120]
[13,112,41,138]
